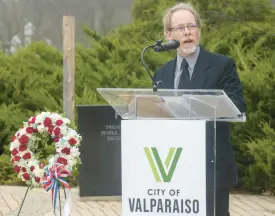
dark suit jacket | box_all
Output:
[153,46,246,188]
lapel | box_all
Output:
[161,57,177,89]
[189,46,211,89]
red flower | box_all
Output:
[31,116,36,123]
[28,116,36,125]
[35,177,40,183]
[11,136,16,142]
[26,127,35,134]
[21,167,26,172]
[48,125,54,134]
[19,135,29,145]
[30,166,35,171]
[68,138,77,146]
[53,127,61,136]
[22,173,30,180]
[22,152,31,160]
[19,144,27,152]
[14,156,21,161]
[54,137,60,143]
[61,148,70,155]
[11,148,18,156]
[56,120,63,126]
[57,157,68,165]
[14,165,20,173]
[43,117,52,127]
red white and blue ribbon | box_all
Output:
[42,163,71,216]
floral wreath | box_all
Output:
[9,112,81,213]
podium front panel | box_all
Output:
[121,120,215,216]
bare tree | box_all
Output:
[0,0,133,52]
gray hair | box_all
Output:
[162,2,201,32]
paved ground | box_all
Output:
[1,186,275,216]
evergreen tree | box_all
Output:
[0,0,275,191]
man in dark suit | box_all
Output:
[153,2,246,216]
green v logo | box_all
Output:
[144,147,182,182]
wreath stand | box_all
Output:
[17,184,67,216]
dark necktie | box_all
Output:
[178,58,190,89]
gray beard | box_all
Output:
[180,44,197,56]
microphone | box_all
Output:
[154,39,180,52]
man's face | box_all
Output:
[165,9,200,56]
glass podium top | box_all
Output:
[97,88,246,122]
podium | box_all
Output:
[97,88,245,216]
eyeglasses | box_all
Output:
[169,24,198,32]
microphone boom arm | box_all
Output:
[141,40,163,92]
